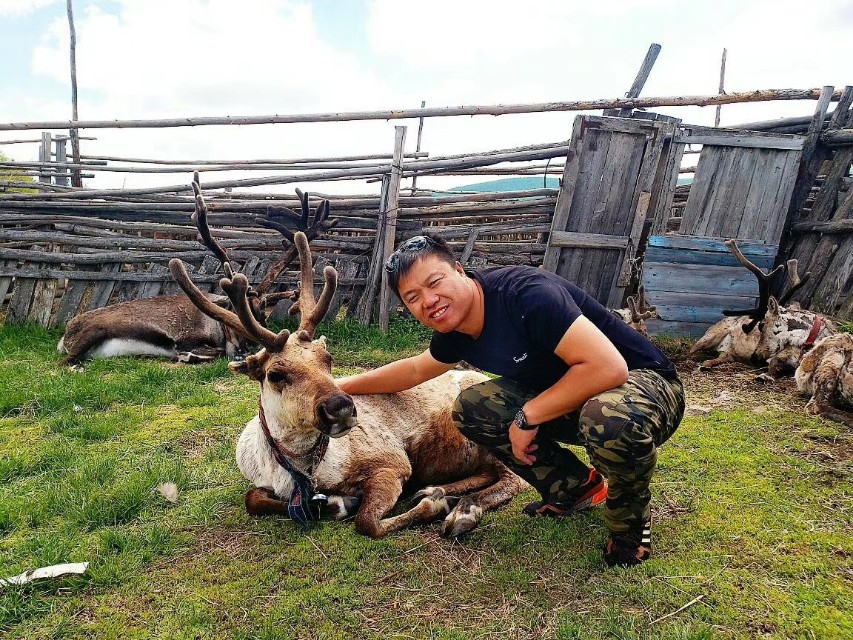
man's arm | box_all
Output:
[337,348,458,395]
[510,315,629,464]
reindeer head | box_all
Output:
[171,184,355,439]
[621,285,659,338]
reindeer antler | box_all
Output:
[722,239,785,334]
[631,285,658,321]
[169,258,255,343]
[288,231,338,339]
[191,173,233,280]
[778,258,812,305]
[255,189,339,297]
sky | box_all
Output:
[1,0,852,193]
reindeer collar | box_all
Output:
[801,316,824,358]
[257,398,329,528]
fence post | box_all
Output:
[378,126,408,333]
[55,137,70,186]
[38,132,52,184]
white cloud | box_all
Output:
[0,0,58,17]
[3,0,852,193]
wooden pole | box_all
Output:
[410,100,426,192]
[38,133,52,184]
[605,43,662,117]
[714,48,727,127]
[54,138,70,186]
[0,143,569,200]
[0,88,842,131]
[67,0,82,187]
[379,126,407,333]
[76,151,427,165]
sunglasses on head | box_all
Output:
[384,235,437,273]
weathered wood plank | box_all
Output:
[52,280,89,327]
[764,149,802,243]
[679,145,724,236]
[646,235,776,255]
[27,277,57,326]
[0,265,366,285]
[138,264,170,298]
[710,147,761,239]
[673,133,804,150]
[6,276,38,324]
[642,262,763,296]
[548,231,630,250]
[543,116,585,272]
[0,261,12,305]
[643,246,775,269]
[648,133,685,236]
[86,263,122,310]
[735,148,775,240]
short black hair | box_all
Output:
[384,233,457,296]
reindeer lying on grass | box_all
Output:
[690,240,853,424]
[58,184,335,365]
[169,185,526,538]
[795,332,853,426]
[689,239,813,372]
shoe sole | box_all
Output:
[572,481,608,512]
[528,481,608,517]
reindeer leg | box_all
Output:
[356,468,459,538]
[409,470,501,506]
[245,487,288,516]
[805,348,845,419]
[699,353,733,370]
[174,346,224,364]
[443,465,528,538]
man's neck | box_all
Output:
[454,277,485,339]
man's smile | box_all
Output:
[428,305,449,320]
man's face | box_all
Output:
[397,255,472,333]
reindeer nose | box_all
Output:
[317,392,357,437]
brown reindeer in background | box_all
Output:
[169,186,526,538]
[611,285,660,338]
[58,177,336,365]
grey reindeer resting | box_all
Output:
[169,192,526,537]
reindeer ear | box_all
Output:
[229,360,250,376]
[315,335,328,348]
[229,351,268,380]
[767,297,780,315]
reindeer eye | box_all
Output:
[266,370,290,385]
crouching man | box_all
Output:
[337,235,684,566]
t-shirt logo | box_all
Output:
[513,352,528,363]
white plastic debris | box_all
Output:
[0,562,89,588]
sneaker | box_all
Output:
[604,520,652,567]
[522,467,608,517]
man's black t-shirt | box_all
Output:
[429,266,678,393]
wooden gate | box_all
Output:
[543,115,680,308]
[642,126,804,336]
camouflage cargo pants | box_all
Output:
[452,369,685,534]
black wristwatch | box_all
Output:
[513,408,538,431]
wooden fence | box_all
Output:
[2,83,852,334]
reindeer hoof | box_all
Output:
[755,373,775,384]
[409,486,445,506]
[804,400,822,415]
[442,498,483,538]
[322,495,361,520]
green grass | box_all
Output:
[0,320,850,638]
